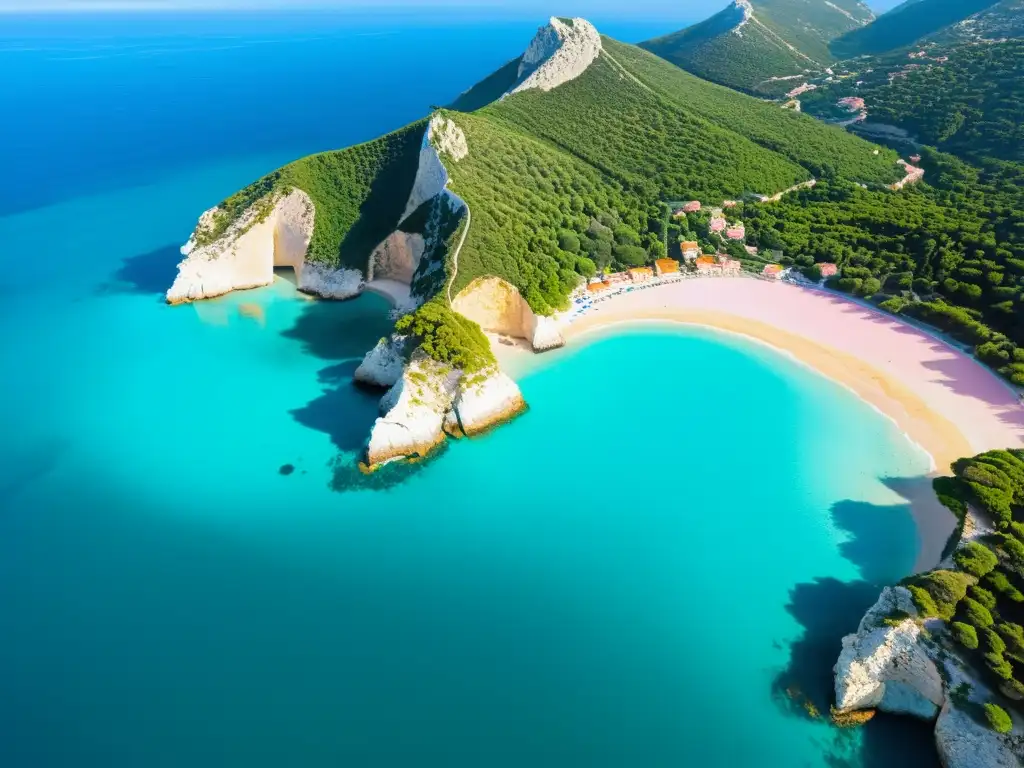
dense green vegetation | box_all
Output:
[985,702,1013,734]
[921,449,1024,703]
[804,41,1024,165]
[830,0,1001,57]
[448,57,521,113]
[196,121,424,272]
[603,41,903,184]
[394,299,495,373]
[641,0,871,95]
[741,148,1024,383]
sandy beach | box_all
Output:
[495,278,1024,570]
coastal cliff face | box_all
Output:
[509,17,602,95]
[835,587,1023,768]
[452,276,566,352]
[364,351,526,468]
[834,587,945,718]
[167,189,364,304]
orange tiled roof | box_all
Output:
[587,281,611,293]
[628,267,653,276]
[655,258,680,271]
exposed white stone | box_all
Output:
[445,369,525,436]
[167,189,315,304]
[297,261,364,300]
[834,587,945,719]
[935,697,1021,768]
[528,313,566,352]
[354,336,408,389]
[508,17,602,95]
[401,116,467,222]
[366,354,462,467]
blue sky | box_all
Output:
[0,0,902,14]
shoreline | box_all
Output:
[492,279,1024,572]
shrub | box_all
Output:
[986,571,1024,603]
[954,542,999,578]
[995,622,1024,654]
[968,585,998,611]
[958,597,995,629]
[984,652,1014,680]
[905,570,974,619]
[983,703,1012,734]
[950,622,979,650]
[983,629,1007,656]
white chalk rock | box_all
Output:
[401,116,468,221]
[834,587,945,719]
[445,369,526,436]
[510,17,602,96]
[168,189,314,304]
[529,313,566,352]
[355,336,407,389]
[298,261,364,300]
[366,355,461,467]
[935,698,1021,768]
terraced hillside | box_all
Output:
[640,0,874,95]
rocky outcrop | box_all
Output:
[445,370,526,437]
[834,587,945,719]
[835,586,1024,768]
[508,17,602,95]
[401,115,468,221]
[364,352,526,468]
[935,697,1021,768]
[369,231,426,284]
[167,188,364,304]
[354,336,407,388]
[452,276,566,352]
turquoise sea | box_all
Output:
[0,10,940,767]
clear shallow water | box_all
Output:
[0,11,940,768]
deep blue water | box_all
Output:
[0,11,940,768]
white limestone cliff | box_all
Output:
[445,370,526,437]
[365,352,526,468]
[834,587,945,719]
[401,115,468,221]
[508,17,602,96]
[835,586,1024,768]
[354,336,408,389]
[528,313,566,352]
[167,188,364,304]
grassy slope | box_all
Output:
[204,121,424,272]
[449,57,522,112]
[603,40,902,184]
[830,0,1001,57]
[641,0,872,94]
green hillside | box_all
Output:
[830,0,1001,57]
[641,0,874,95]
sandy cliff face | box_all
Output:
[369,231,426,284]
[509,17,602,95]
[167,189,364,304]
[363,350,526,468]
[452,276,566,352]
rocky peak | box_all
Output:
[507,17,602,96]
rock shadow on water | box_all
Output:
[290,360,382,454]
[830,495,919,585]
[95,243,181,299]
[771,577,941,768]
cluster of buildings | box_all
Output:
[838,96,866,113]
[672,202,747,242]
[695,254,742,276]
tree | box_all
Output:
[958,597,994,629]
[983,703,1012,734]
[558,231,581,254]
[951,622,979,650]
[955,542,999,578]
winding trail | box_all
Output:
[446,200,471,306]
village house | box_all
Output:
[709,217,727,233]
[628,266,654,283]
[745,245,759,256]
[695,255,720,274]
[606,271,630,284]
[681,200,701,213]
[722,200,738,209]
[587,280,612,294]
[680,241,700,260]
[725,224,746,240]
[654,258,680,276]
[838,96,865,112]
[763,264,785,280]
[818,263,838,278]
[910,154,922,164]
